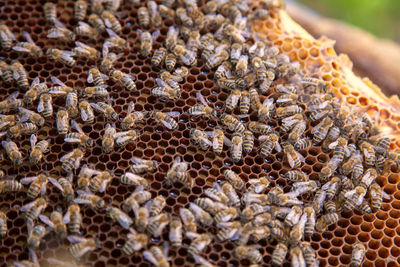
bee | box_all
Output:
[341,151,363,177]
[369,136,390,155]
[299,242,317,266]
[0,212,6,237]
[152,47,167,66]
[227,134,242,162]
[88,171,112,193]
[0,24,15,50]
[74,189,105,209]
[284,144,304,169]
[359,141,376,167]
[74,0,87,21]
[321,176,341,200]
[55,109,70,136]
[189,202,213,226]
[22,77,47,105]
[159,4,175,19]
[205,47,230,70]
[271,242,288,266]
[91,0,104,14]
[114,129,139,148]
[20,197,47,222]
[109,69,136,91]
[0,60,12,85]
[147,212,169,237]
[87,68,108,88]
[12,31,43,58]
[46,48,76,67]
[67,236,98,259]
[168,216,183,248]
[7,122,37,139]
[351,243,366,267]
[152,78,181,101]
[63,204,82,234]
[248,121,272,135]
[122,186,151,213]
[275,104,303,119]
[281,170,308,182]
[27,221,47,250]
[43,2,57,24]
[88,13,106,33]
[289,247,306,267]
[176,7,193,27]
[20,174,49,199]
[2,139,23,166]
[137,29,159,57]
[223,169,244,191]
[279,113,301,133]
[83,85,109,98]
[204,184,229,205]
[101,10,121,33]
[369,182,388,211]
[143,244,170,267]
[193,256,216,267]
[119,103,144,130]
[187,232,212,256]
[246,177,270,194]
[359,168,377,189]
[147,1,162,27]
[224,89,241,112]
[61,148,85,173]
[282,205,302,228]
[302,206,316,237]
[49,175,75,203]
[234,55,248,78]
[294,138,312,150]
[221,182,241,207]
[134,204,150,233]
[104,0,122,12]
[214,207,238,224]
[179,208,197,233]
[120,172,149,187]
[138,7,150,28]
[161,52,175,71]
[49,75,74,95]
[39,211,67,240]
[10,61,29,90]
[47,20,76,42]
[76,164,98,189]
[122,228,148,255]
[151,111,179,130]
[186,30,200,53]
[106,206,133,229]
[190,128,212,150]
[103,28,129,52]
[259,133,281,158]
[147,196,166,217]
[187,92,218,118]
[316,212,340,232]
[0,92,23,114]
[220,114,245,133]
[234,245,262,264]
[90,102,118,122]
[72,41,100,60]
[205,128,225,155]
[29,134,50,165]
[0,179,23,194]
[312,117,333,144]
[173,44,197,66]
[79,100,95,123]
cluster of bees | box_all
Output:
[0,0,398,266]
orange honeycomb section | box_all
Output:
[0,0,398,267]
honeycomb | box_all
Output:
[0,0,399,267]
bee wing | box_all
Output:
[87,71,93,83]
[39,214,55,228]
[66,172,73,182]
[62,209,71,224]
[47,29,65,39]
[286,152,295,168]
[275,142,282,152]
[60,151,74,162]
[152,30,160,41]
[20,176,38,184]
[30,134,37,148]
[67,235,86,244]
[54,19,67,29]
[98,180,110,193]
[102,45,109,58]
[81,110,89,121]
[130,156,145,164]
[185,231,200,239]
[77,21,91,30]
[196,92,208,105]
[22,31,34,43]
[155,77,168,88]
[126,101,135,115]
[48,177,64,192]
[166,111,180,117]
[37,100,44,112]
[12,45,31,53]
[106,28,118,38]
[143,251,158,266]
[71,119,84,134]
[90,102,104,113]
[263,97,274,107]
[73,198,93,205]
[50,76,67,87]
[308,101,330,111]
[382,191,391,200]
[0,31,11,42]
[20,200,37,212]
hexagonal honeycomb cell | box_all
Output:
[0,0,399,267]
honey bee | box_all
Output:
[43,2,57,24]
[120,102,145,130]
[0,60,13,85]
[220,113,245,133]
[179,207,197,233]
[159,4,175,19]
[88,13,106,33]
[7,122,37,139]
[270,242,288,266]
[2,139,23,166]
[120,172,149,187]
[67,236,98,259]
[49,75,74,95]
[20,197,47,222]
[147,212,169,237]
[275,104,303,119]
[222,169,244,191]
[341,151,363,178]
[152,47,167,66]
[88,171,112,193]
[315,212,339,231]
[187,30,200,53]
[152,78,181,101]
[103,0,122,12]
[193,255,216,267]
[100,51,123,74]
[194,197,220,215]
[114,129,139,148]
[72,41,100,60]
[189,202,213,226]
[173,44,197,66]
[259,133,281,158]
[312,117,333,144]
[138,7,150,28]
[0,92,23,114]
[234,245,263,264]
[369,182,388,211]
[60,148,85,173]
[283,144,304,169]
[106,206,133,229]
[90,101,118,121]
[190,128,212,150]
[147,1,162,27]
[176,7,193,27]
[91,0,104,14]
[312,189,326,214]
[186,92,218,119]
[20,174,49,199]
[29,134,50,165]
[83,85,109,98]
[74,189,105,209]
[39,211,67,239]
[248,121,273,135]
[122,228,148,255]
[143,244,170,267]
[87,68,108,88]
[11,60,29,89]
[221,182,241,207]
[294,138,312,150]
[0,24,15,50]
[47,20,76,42]
[109,69,136,91]
[275,84,296,94]
[299,242,317,266]
[103,28,129,52]
[186,232,212,256]
[74,0,87,21]
[301,206,316,237]
[359,168,377,189]
[204,128,224,155]
[79,100,95,123]
[214,207,238,224]
[321,176,340,200]
[204,184,229,205]
[46,48,76,67]
[289,247,306,267]
[205,47,229,70]
[165,53,177,71]
[351,243,366,267]
[49,175,75,203]
[169,216,183,248]
[63,203,82,234]
[134,204,150,233]
[12,31,43,58]
[27,221,47,250]
[359,140,376,167]
[0,211,7,238]
[280,170,307,182]
[137,29,159,57]
[151,111,179,130]
[56,108,69,135]
[101,10,122,33]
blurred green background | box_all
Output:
[297,0,400,42]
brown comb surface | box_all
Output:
[0,1,399,267]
